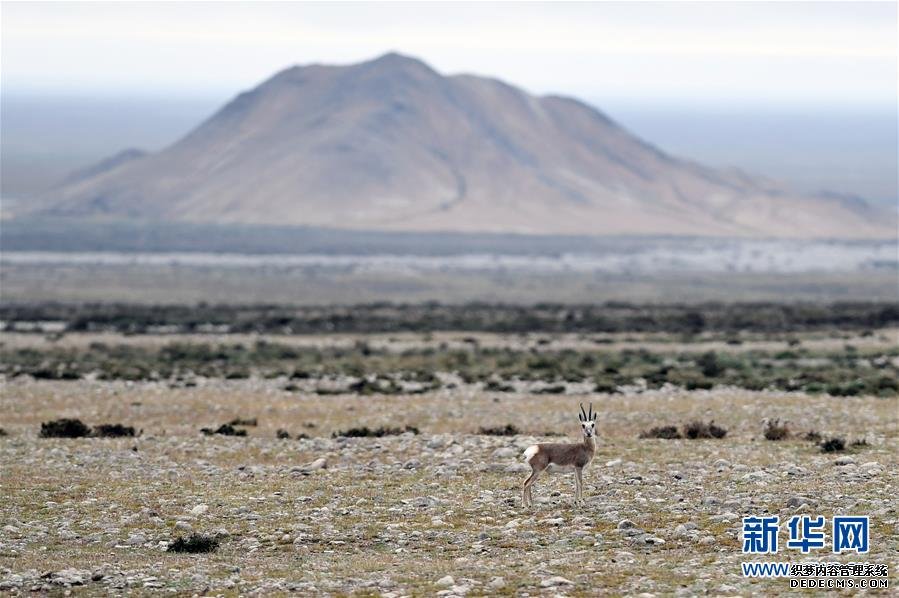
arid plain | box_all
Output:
[2,323,896,596]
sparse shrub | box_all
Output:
[534,384,566,395]
[167,533,219,554]
[875,375,898,392]
[478,424,521,436]
[484,380,515,392]
[228,417,257,427]
[764,419,790,441]
[850,438,869,448]
[314,387,343,395]
[826,381,864,397]
[639,425,681,439]
[94,423,136,438]
[593,380,619,393]
[697,351,723,377]
[332,425,419,438]
[0,428,7,437]
[200,424,247,437]
[684,377,714,390]
[820,437,846,453]
[684,420,727,439]
[40,418,91,438]
[804,430,822,442]
[276,429,291,439]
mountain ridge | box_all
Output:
[31,52,894,239]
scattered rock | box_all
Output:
[540,576,574,587]
[300,457,327,472]
[491,447,518,459]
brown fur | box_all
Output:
[522,434,596,507]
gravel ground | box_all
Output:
[1,378,896,596]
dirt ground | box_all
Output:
[1,371,896,595]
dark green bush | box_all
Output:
[639,425,681,439]
[764,419,790,441]
[94,424,136,437]
[167,533,219,553]
[820,437,845,452]
[200,424,247,437]
[478,424,520,436]
[40,418,91,438]
[684,420,727,439]
[332,425,419,438]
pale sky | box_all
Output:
[2,1,896,107]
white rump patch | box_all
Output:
[523,445,539,461]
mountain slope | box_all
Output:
[35,53,893,238]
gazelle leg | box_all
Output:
[522,470,538,507]
[575,467,584,503]
[522,466,543,507]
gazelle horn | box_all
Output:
[579,402,587,422]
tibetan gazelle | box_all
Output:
[522,403,597,507]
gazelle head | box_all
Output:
[579,402,597,438]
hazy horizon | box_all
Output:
[3,89,896,206]
[2,2,896,206]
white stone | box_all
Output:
[302,457,328,472]
[541,576,574,587]
[436,575,455,586]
